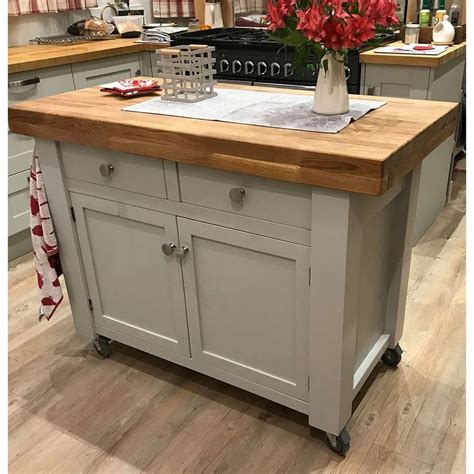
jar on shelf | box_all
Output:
[404,24,421,44]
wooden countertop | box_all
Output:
[360,41,466,68]
[8,81,458,196]
[8,38,169,74]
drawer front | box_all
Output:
[61,143,167,199]
[8,170,30,236]
[71,54,143,89]
[178,164,312,229]
[8,65,75,169]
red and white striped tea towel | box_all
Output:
[30,153,63,321]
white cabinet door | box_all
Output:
[71,54,143,89]
[362,64,430,99]
[8,170,30,237]
[71,193,190,357]
[178,217,310,401]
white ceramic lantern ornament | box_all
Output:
[432,14,455,43]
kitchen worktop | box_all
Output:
[360,40,466,68]
[8,38,170,74]
[8,81,458,196]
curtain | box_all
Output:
[9,0,97,16]
[152,0,195,18]
[234,0,266,14]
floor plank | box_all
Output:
[8,175,466,473]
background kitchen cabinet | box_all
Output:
[361,54,465,243]
[71,193,191,357]
[8,64,76,259]
[8,53,154,260]
[71,53,147,89]
[178,217,310,401]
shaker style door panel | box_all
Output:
[8,170,30,236]
[362,64,430,99]
[71,54,143,89]
[178,217,310,401]
[71,193,190,356]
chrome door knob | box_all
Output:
[99,163,114,177]
[229,186,246,203]
[244,61,255,75]
[175,245,189,259]
[270,62,281,77]
[232,60,242,74]
[161,242,176,255]
[257,61,268,76]
[284,63,294,77]
[220,59,230,72]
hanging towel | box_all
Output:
[30,153,64,321]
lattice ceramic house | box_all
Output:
[156,44,217,103]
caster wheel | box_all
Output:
[382,344,403,367]
[94,336,111,358]
[325,429,350,456]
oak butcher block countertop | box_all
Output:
[360,41,466,68]
[8,81,458,196]
[8,38,169,74]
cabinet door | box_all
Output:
[178,218,310,401]
[72,54,143,89]
[8,170,30,236]
[71,193,190,357]
[362,64,430,99]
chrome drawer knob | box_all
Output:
[99,163,115,177]
[175,245,189,259]
[161,242,176,255]
[229,186,246,203]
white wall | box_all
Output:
[8,0,153,47]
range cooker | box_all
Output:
[171,28,395,93]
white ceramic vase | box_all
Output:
[313,54,349,115]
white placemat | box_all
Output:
[123,88,386,134]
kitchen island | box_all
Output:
[8,82,458,454]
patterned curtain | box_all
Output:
[152,0,195,18]
[9,0,97,16]
[234,0,266,14]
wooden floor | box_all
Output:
[8,175,466,474]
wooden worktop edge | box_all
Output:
[360,42,466,68]
[8,42,168,74]
[8,106,387,195]
[383,103,459,185]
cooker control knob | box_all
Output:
[244,61,255,75]
[257,61,268,76]
[270,62,281,77]
[232,60,242,74]
[284,63,294,77]
[220,59,230,73]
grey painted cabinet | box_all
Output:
[71,193,191,357]
[8,53,152,260]
[178,217,311,401]
[361,55,466,242]
[71,53,145,89]
[8,65,76,251]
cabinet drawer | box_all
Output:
[71,54,143,89]
[61,143,167,199]
[178,164,312,229]
[8,65,75,170]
